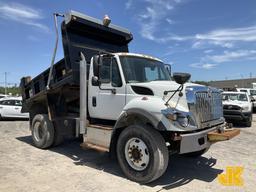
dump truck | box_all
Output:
[20,10,240,183]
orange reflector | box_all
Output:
[141,97,148,100]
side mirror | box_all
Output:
[93,55,102,77]
[92,54,112,86]
[164,64,171,76]
[173,72,191,85]
[250,96,255,102]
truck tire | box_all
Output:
[245,120,252,127]
[181,147,209,158]
[245,114,252,127]
[116,124,169,184]
[31,114,54,149]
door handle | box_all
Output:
[0,107,3,109]
[15,107,19,110]
[92,97,97,107]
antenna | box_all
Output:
[3,72,10,95]
[4,72,7,95]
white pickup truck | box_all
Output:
[20,11,240,183]
[236,88,256,110]
[222,91,253,126]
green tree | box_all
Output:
[191,81,209,86]
[0,86,21,96]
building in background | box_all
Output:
[209,78,256,91]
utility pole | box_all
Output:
[4,72,7,95]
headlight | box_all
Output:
[242,106,249,112]
[162,108,196,128]
[165,113,177,121]
[177,116,189,127]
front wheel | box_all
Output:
[116,124,169,184]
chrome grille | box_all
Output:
[186,86,224,129]
[195,92,223,122]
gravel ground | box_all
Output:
[0,117,255,192]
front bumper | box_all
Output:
[179,124,240,154]
[223,110,251,122]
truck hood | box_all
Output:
[222,100,249,108]
[130,80,204,96]
[129,81,204,111]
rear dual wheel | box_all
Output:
[116,124,169,184]
[31,114,55,149]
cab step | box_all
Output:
[81,124,113,152]
[80,142,109,152]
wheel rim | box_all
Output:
[124,137,150,171]
[33,122,44,141]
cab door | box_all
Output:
[88,56,126,120]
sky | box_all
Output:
[0,0,256,85]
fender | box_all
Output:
[109,108,166,158]
[114,108,166,131]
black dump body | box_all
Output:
[20,11,133,114]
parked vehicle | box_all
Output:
[236,88,256,109]
[0,97,29,120]
[222,91,253,126]
[0,94,9,99]
[20,11,240,183]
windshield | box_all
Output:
[222,93,248,102]
[250,90,256,96]
[119,56,170,83]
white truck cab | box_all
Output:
[88,53,172,120]
[88,52,223,131]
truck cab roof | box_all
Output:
[115,53,163,62]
